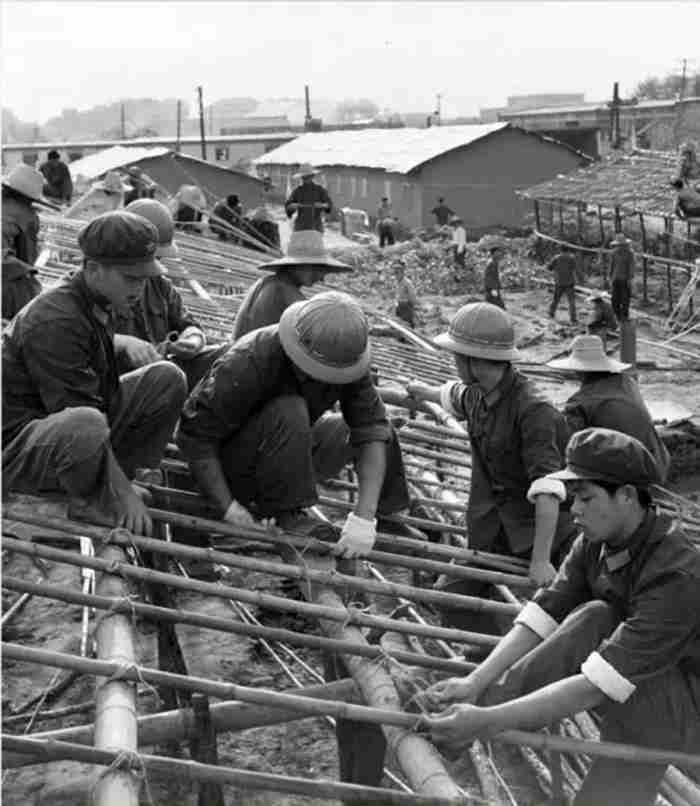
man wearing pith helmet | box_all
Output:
[423,428,700,806]
[408,302,575,595]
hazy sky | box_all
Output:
[2,1,699,123]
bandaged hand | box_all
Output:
[223,499,256,528]
[333,512,377,559]
[169,327,205,358]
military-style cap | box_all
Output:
[548,427,661,487]
[78,210,165,277]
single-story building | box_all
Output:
[254,122,591,231]
[68,146,267,206]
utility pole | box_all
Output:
[610,82,621,149]
[120,102,126,140]
[435,93,442,126]
[209,105,214,136]
[304,84,312,128]
[197,86,207,161]
[679,58,688,101]
[175,99,182,153]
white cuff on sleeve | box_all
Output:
[180,326,206,347]
[439,381,460,418]
[581,651,636,703]
[514,601,559,640]
[527,476,567,503]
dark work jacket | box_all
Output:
[285,182,332,232]
[535,511,700,684]
[232,273,303,340]
[563,373,671,482]
[445,367,574,555]
[2,270,119,445]
[2,195,42,320]
[112,276,200,346]
[610,246,635,283]
[177,326,391,462]
[39,159,73,201]
[547,253,577,287]
[483,258,501,291]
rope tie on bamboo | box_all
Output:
[280,535,316,601]
[99,661,162,710]
[90,749,156,806]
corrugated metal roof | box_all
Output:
[254,123,510,174]
[68,146,171,180]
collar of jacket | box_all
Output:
[482,364,517,410]
[70,269,113,326]
[600,508,657,572]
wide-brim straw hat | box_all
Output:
[94,171,133,193]
[2,163,61,209]
[293,163,320,179]
[278,292,371,384]
[259,230,352,273]
[547,335,630,373]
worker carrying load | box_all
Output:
[285,163,333,233]
[422,427,700,806]
[2,210,188,534]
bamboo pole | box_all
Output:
[2,735,464,806]
[2,535,521,619]
[92,541,139,806]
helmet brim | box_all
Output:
[434,331,520,361]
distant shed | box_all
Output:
[255,123,591,231]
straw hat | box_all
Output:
[94,171,132,194]
[293,163,320,179]
[126,198,178,258]
[434,302,519,361]
[611,232,631,246]
[2,163,60,209]
[547,335,630,373]
[259,230,352,273]
[278,291,371,384]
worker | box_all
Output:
[451,216,467,280]
[2,210,188,534]
[675,141,700,187]
[407,303,575,598]
[172,185,206,234]
[609,233,634,321]
[285,164,332,232]
[376,197,395,248]
[2,164,58,321]
[547,335,670,481]
[431,197,454,227]
[547,245,578,324]
[232,229,352,340]
[586,292,617,346]
[422,428,700,806]
[64,170,132,220]
[123,165,156,205]
[211,194,243,241]
[484,243,505,309]
[117,198,227,389]
[393,260,417,328]
[38,149,73,204]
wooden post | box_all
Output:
[665,217,673,315]
[597,205,608,288]
[92,543,140,806]
[576,203,584,242]
[558,201,564,235]
[191,694,225,806]
[638,212,649,304]
[614,205,622,233]
[619,319,637,368]
[549,200,555,228]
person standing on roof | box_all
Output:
[547,335,670,481]
[484,243,505,309]
[431,197,454,228]
[38,149,73,204]
[114,198,227,389]
[232,230,352,340]
[2,210,187,533]
[211,194,243,241]
[285,164,332,233]
[2,164,58,321]
[408,303,576,598]
[451,216,467,279]
[547,245,578,324]
[376,197,396,248]
[422,427,700,806]
[609,233,634,321]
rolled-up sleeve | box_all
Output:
[339,374,392,446]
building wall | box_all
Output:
[417,127,587,230]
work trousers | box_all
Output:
[612,279,631,321]
[2,362,187,514]
[483,601,700,806]
[117,343,229,392]
[395,301,415,329]
[219,395,410,519]
[378,223,395,248]
[549,284,577,323]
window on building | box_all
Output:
[67,151,84,163]
[360,177,368,197]
[22,153,38,166]
[336,174,342,194]
[215,146,230,161]
[350,176,357,198]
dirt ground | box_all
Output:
[2,231,698,805]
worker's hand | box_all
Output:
[115,485,153,536]
[222,500,256,528]
[420,674,485,710]
[406,379,433,403]
[114,334,160,368]
[333,512,377,559]
[528,559,557,587]
[168,327,205,358]
[422,703,494,746]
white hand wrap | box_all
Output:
[336,512,377,558]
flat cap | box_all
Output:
[548,427,661,487]
[78,210,164,277]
